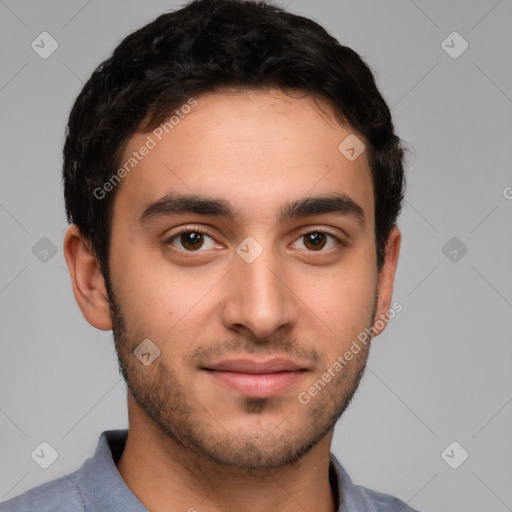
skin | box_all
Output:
[64,88,401,512]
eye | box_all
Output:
[166,228,219,251]
[292,230,340,252]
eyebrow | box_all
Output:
[137,192,365,226]
[138,193,235,225]
[279,193,365,225]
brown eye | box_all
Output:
[180,231,204,250]
[167,229,218,252]
[303,232,327,251]
[292,230,340,252]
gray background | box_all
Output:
[1,0,511,510]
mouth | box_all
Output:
[202,358,308,398]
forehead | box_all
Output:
[111,89,374,226]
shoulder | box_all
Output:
[0,470,84,512]
[355,484,421,512]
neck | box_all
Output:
[116,394,338,512]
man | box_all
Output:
[1,0,414,510]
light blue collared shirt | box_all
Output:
[1,429,420,511]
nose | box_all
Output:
[220,245,298,340]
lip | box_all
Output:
[204,358,305,373]
[203,358,308,398]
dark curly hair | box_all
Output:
[63,0,405,289]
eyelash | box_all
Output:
[165,226,217,251]
[165,226,342,253]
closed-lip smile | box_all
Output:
[203,357,308,397]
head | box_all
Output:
[63,0,404,471]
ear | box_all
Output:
[63,225,112,331]
[371,226,401,336]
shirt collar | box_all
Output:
[329,452,378,512]
[75,429,147,511]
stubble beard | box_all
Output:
[108,285,377,474]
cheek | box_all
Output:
[300,252,377,348]
[110,246,221,342]
[310,279,374,330]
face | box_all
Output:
[101,88,396,470]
